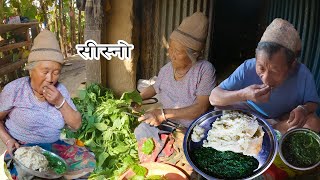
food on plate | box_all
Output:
[14,146,48,172]
[192,147,259,179]
[191,125,205,142]
[282,131,320,168]
[203,110,264,156]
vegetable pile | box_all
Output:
[64,84,146,179]
[192,147,259,179]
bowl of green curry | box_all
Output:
[279,128,320,170]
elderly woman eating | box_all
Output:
[209,18,320,134]
[0,30,95,179]
[138,12,216,128]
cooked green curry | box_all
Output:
[192,147,259,179]
[282,132,320,168]
[43,152,67,174]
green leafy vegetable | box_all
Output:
[43,152,67,174]
[142,138,155,155]
[120,90,143,105]
[63,84,143,179]
[146,175,167,180]
[192,147,259,179]
[129,175,145,180]
[282,132,320,167]
[131,164,148,176]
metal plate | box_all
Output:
[13,146,68,179]
[183,109,278,180]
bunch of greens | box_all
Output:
[63,84,146,179]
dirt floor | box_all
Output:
[0,55,86,155]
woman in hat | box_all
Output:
[209,18,320,134]
[0,30,95,179]
[138,12,216,128]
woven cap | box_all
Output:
[170,12,208,51]
[260,18,301,53]
[28,30,64,64]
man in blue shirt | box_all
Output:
[209,18,320,134]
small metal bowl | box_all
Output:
[279,128,320,171]
[183,109,278,180]
[13,146,68,179]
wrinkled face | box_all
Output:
[30,61,62,93]
[168,40,191,67]
[256,50,290,88]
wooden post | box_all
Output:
[84,0,102,84]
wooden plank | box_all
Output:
[0,41,31,52]
[0,59,27,76]
[0,22,39,34]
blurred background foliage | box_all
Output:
[0,0,86,57]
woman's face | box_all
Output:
[168,40,191,68]
[256,50,291,88]
[29,61,62,93]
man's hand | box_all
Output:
[287,106,308,130]
[242,84,271,103]
[43,85,64,106]
[138,109,165,126]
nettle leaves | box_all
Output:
[142,138,155,155]
[64,84,144,179]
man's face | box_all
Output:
[256,50,290,88]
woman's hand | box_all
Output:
[138,109,165,126]
[43,85,64,106]
[287,106,308,129]
[6,139,20,155]
[242,84,271,103]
